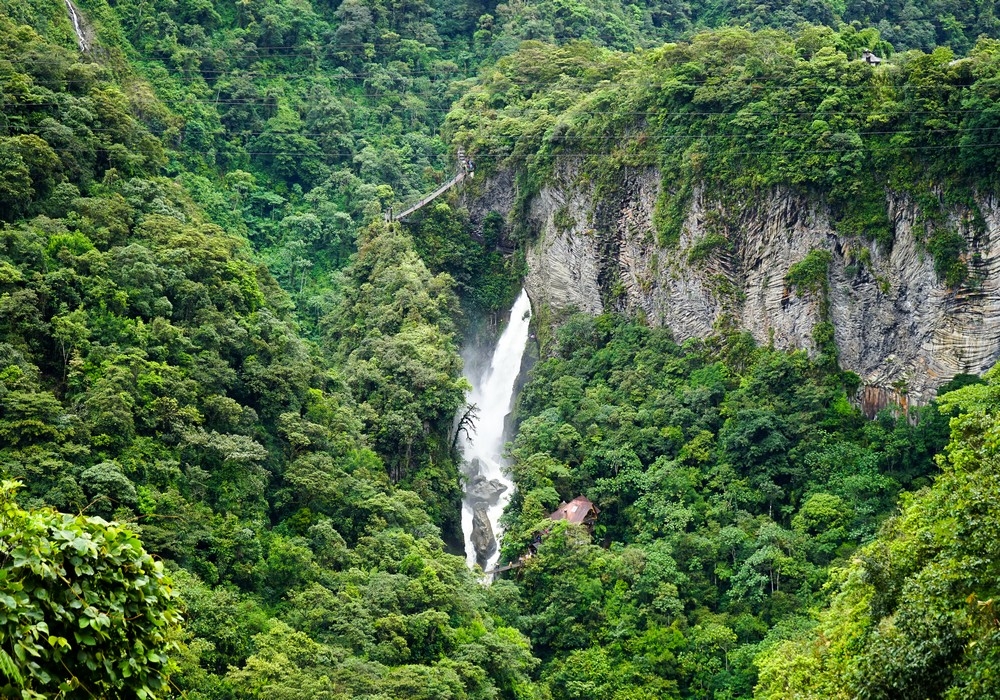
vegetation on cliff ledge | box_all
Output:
[447,28,1000,259]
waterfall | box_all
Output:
[64,0,89,52]
[460,289,532,575]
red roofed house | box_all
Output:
[498,496,600,574]
[549,496,599,530]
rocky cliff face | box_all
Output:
[463,163,1000,406]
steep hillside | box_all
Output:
[495,312,954,697]
[756,367,1000,699]
[449,32,1000,405]
[2,0,1000,696]
[0,9,538,698]
[443,27,1000,698]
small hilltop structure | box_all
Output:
[486,495,599,578]
[548,496,599,529]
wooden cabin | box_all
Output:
[549,496,599,530]
[490,496,600,578]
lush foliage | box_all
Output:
[785,250,833,298]
[478,0,994,53]
[447,29,1000,271]
[755,367,1000,699]
[497,313,952,697]
[0,479,181,698]
[0,9,536,698]
[2,0,1000,694]
[0,0,519,321]
[408,203,526,318]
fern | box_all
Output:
[0,648,23,687]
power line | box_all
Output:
[30,142,991,158]
[0,95,455,106]
[445,101,997,116]
[0,42,475,66]
[1,51,981,93]
[0,81,985,113]
[2,61,478,82]
[2,92,995,118]
[0,72,973,98]
[5,125,1000,140]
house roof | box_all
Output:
[549,496,598,524]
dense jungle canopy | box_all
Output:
[0,0,998,696]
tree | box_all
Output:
[0,147,33,221]
[756,365,1000,699]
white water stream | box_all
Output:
[460,289,532,574]
[64,0,89,52]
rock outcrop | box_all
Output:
[463,163,1000,405]
[466,469,508,506]
[462,458,509,568]
[470,504,497,570]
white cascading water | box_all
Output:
[460,289,532,574]
[64,0,89,51]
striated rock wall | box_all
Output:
[462,163,1000,404]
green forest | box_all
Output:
[0,0,998,696]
